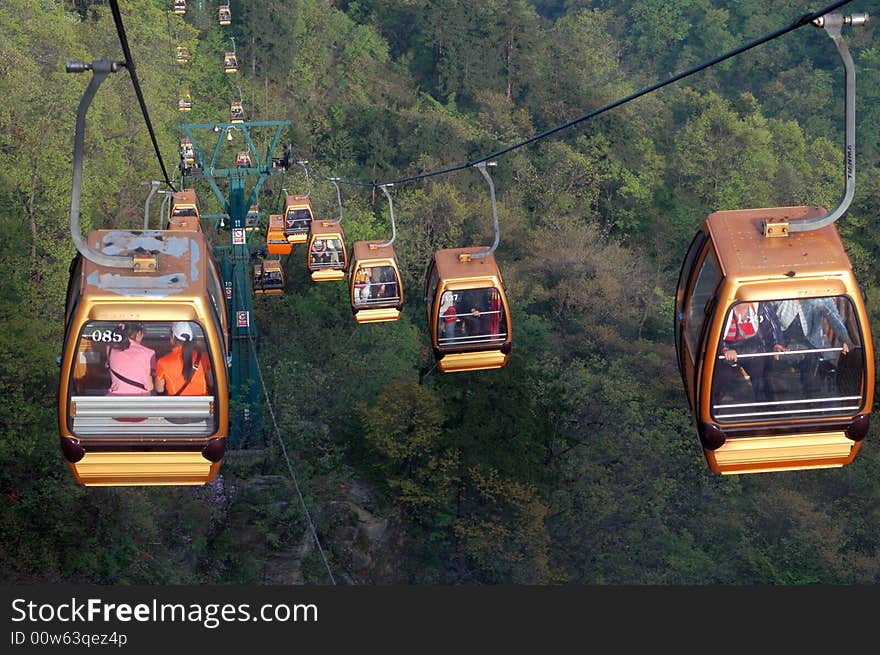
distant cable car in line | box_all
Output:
[282,194,314,244]
[236,150,253,168]
[253,259,284,296]
[229,101,245,123]
[218,4,232,25]
[223,52,238,73]
[176,45,190,64]
[281,161,314,243]
[172,0,186,15]
[177,90,193,112]
[179,137,196,174]
[675,13,873,475]
[349,185,404,323]
[245,204,261,232]
[169,188,201,231]
[307,179,348,282]
[266,214,291,255]
[425,162,511,372]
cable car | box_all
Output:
[253,259,284,296]
[229,101,245,123]
[218,4,231,25]
[266,214,291,255]
[307,179,348,281]
[175,45,189,64]
[172,0,186,15]
[675,13,874,475]
[425,163,511,372]
[245,204,261,232]
[426,248,511,373]
[223,52,238,73]
[177,91,192,112]
[169,188,201,231]
[59,230,230,486]
[349,242,403,323]
[348,186,403,323]
[179,138,196,168]
[282,194,314,244]
[307,220,347,282]
[235,150,253,168]
[675,206,874,475]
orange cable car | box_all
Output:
[307,179,348,281]
[179,138,195,167]
[245,204,261,232]
[254,259,284,296]
[282,194,314,244]
[223,52,238,74]
[236,150,253,168]
[349,185,404,323]
[218,4,231,25]
[266,214,291,255]
[675,207,873,475]
[674,13,873,474]
[229,101,245,123]
[175,45,189,64]
[307,220,347,281]
[60,55,228,487]
[425,163,511,372]
[169,188,201,231]
[177,90,192,112]
[172,0,186,15]
[59,230,230,486]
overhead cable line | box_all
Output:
[108,0,176,191]
[329,0,854,190]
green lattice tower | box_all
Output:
[178,119,290,448]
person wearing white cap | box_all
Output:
[155,321,213,396]
[438,291,458,343]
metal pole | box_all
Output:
[790,13,868,232]
[377,184,397,248]
[66,59,138,268]
[472,161,500,259]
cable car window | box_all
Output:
[353,265,399,306]
[711,296,865,425]
[685,249,720,358]
[69,320,217,437]
[438,287,507,347]
[285,208,312,231]
[310,238,344,267]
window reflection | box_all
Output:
[711,296,864,423]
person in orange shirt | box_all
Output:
[155,322,213,396]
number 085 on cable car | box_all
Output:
[675,206,874,475]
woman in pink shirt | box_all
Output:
[106,322,156,395]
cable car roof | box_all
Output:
[706,206,853,281]
[352,240,397,264]
[432,247,504,285]
[309,220,344,237]
[81,230,213,298]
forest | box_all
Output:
[2,0,880,585]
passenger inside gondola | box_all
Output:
[72,321,214,398]
[106,322,156,396]
[353,266,371,304]
[437,288,507,347]
[711,296,864,423]
[368,266,398,301]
